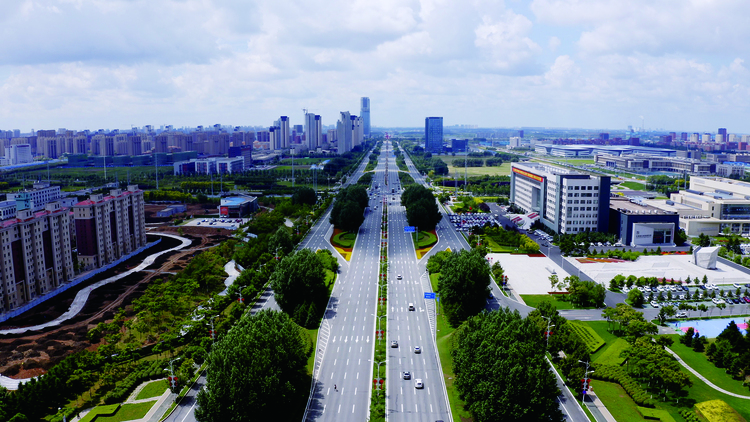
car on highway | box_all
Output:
[408,303,415,311]
[397,274,402,280]
[391,340,398,348]
[403,371,411,380]
[414,346,421,354]
[415,379,423,389]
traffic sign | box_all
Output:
[404,226,416,233]
[424,292,436,299]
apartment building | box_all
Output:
[510,162,611,234]
[73,185,146,269]
[7,183,62,212]
[0,195,74,314]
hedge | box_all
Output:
[102,359,167,404]
[591,364,657,408]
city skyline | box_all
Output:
[1,1,750,132]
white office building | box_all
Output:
[4,144,32,165]
[510,163,611,234]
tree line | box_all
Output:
[329,185,368,232]
[401,184,441,231]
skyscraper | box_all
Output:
[361,97,370,137]
[718,128,727,143]
[425,117,443,153]
[304,112,317,150]
[337,111,352,153]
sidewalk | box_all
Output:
[586,392,618,422]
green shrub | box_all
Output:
[591,364,657,408]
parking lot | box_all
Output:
[183,217,248,230]
[447,213,499,231]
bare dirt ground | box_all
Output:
[0,226,232,379]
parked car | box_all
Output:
[676,312,688,318]
[650,301,660,308]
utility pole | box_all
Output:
[154,153,159,190]
[579,360,594,405]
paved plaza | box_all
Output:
[569,254,749,286]
[487,253,571,295]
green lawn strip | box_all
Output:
[620,181,647,190]
[568,321,606,353]
[135,380,168,400]
[663,368,750,421]
[667,336,749,396]
[332,231,356,248]
[306,327,319,375]
[79,404,121,422]
[593,381,649,421]
[638,406,678,422]
[430,272,473,422]
[95,401,156,422]
[594,338,629,366]
[520,295,576,310]
[415,231,438,248]
[585,321,623,362]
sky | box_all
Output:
[2,0,750,133]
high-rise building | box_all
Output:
[337,111,353,153]
[4,144,32,165]
[361,97,370,137]
[702,133,712,143]
[304,113,318,150]
[718,128,727,143]
[425,117,443,153]
[278,116,290,149]
[352,115,363,148]
[0,197,75,314]
[73,186,146,270]
[510,162,610,235]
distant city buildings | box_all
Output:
[425,117,443,153]
[361,97,370,138]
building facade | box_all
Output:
[425,117,443,153]
[609,197,679,247]
[73,185,146,270]
[361,97,370,137]
[0,199,74,314]
[7,183,62,212]
[510,162,611,234]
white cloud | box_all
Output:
[474,12,541,74]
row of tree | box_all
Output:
[550,275,607,308]
[329,185,368,232]
[401,185,442,231]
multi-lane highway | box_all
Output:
[383,145,452,421]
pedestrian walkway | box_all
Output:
[586,392,618,422]
[218,260,240,296]
[665,347,750,399]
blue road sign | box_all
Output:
[404,226,416,233]
[424,292,436,299]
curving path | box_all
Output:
[0,233,192,390]
[665,347,750,399]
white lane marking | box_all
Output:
[355,387,357,395]
[338,405,341,414]
[357,372,359,379]
[323,404,326,414]
[352,405,355,413]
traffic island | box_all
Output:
[330,228,355,261]
[414,230,438,260]
[369,199,388,421]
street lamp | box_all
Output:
[370,359,386,395]
[373,314,386,341]
[578,360,594,405]
[542,316,555,350]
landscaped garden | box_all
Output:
[414,230,438,259]
[330,228,355,261]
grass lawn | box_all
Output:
[430,273,473,422]
[94,401,155,422]
[520,294,575,310]
[431,155,512,177]
[415,230,438,248]
[135,379,168,400]
[584,321,622,363]
[593,338,629,366]
[306,327,319,375]
[593,381,648,422]
[667,337,749,396]
[620,181,647,190]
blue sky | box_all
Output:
[1,0,749,134]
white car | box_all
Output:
[734,283,742,289]
[414,346,421,354]
[397,275,402,280]
[415,379,424,389]
[650,301,660,308]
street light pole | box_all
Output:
[579,360,594,405]
[371,360,386,395]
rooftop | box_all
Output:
[610,197,677,215]
[221,196,256,206]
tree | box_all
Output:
[270,249,328,328]
[291,187,317,206]
[627,289,645,308]
[716,302,727,315]
[438,249,491,327]
[401,185,441,231]
[567,278,606,308]
[452,308,564,422]
[268,227,294,256]
[681,327,695,347]
[696,233,711,247]
[196,310,309,422]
